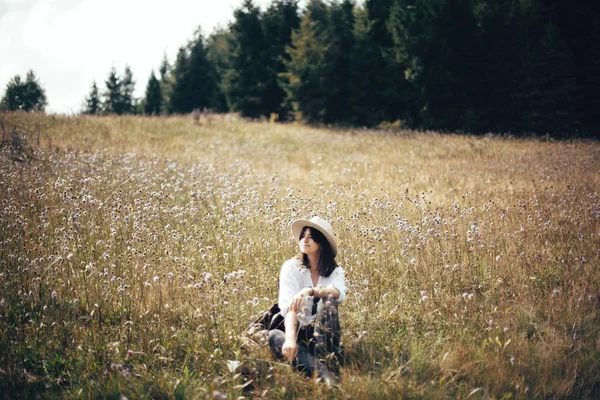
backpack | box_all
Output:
[254,303,285,332]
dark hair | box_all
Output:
[298,226,338,278]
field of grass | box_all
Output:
[1,112,599,399]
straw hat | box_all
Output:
[291,216,337,257]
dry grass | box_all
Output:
[1,111,599,399]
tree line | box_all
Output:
[0,71,47,112]
[4,0,599,136]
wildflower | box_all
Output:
[212,391,227,400]
[52,290,57,299]
[553,289,561,296]
[467,293,475,300]
[153,276,159,283]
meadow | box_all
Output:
[0,112,599,399]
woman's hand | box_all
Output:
[288,287,312,312]
[282,338,298,362]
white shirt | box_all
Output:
[278,258,346,326]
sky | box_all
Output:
[0,0,288,114]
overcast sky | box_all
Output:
[0,0,290,114]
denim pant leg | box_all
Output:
[268,299,341,378]
[268,328,318,376]
[314,297,342,374]
[314,297,341,355]
[268,329,285,359]
[296,342,316,376]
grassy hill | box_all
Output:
[1,112,599,399]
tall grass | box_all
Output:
[1,112,599,399]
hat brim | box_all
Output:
[291,219,338,257]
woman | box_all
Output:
[268,216,346,385]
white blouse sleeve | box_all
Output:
[278,260,300,317]
[327,266,346,303]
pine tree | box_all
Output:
[388,0,481,131]
[121,65,136,114]
[0,76,25,111]
[323,0,355,123]
[280,0,331,122]
[206,28,234,113]
[169,47,190,113]
[224,0,269,118]
[261,0,301,119]
[23,71,48,112]
[144,71,162,115]
[159,53,173,112]
[467,0,524,132]
[103,67,122,114]
[0,70,47,112]
[186,27,219,112]
[83,81,101,114]
[350,0,414,126]
[348,4,382,125]
[364,0,399,123]
[159,53,170,82]
[546,1,600,135]
[168,28,221,114]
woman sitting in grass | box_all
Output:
[268,216,346,385]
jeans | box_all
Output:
[268,297,341,377]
